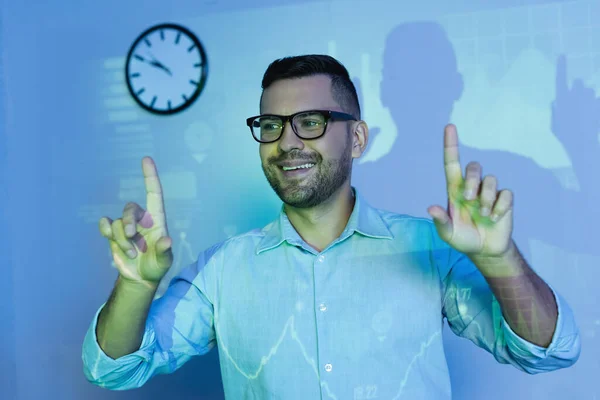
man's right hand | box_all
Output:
[99,156,173,285]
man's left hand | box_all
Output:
[427,124,514,258]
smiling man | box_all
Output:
[83,55,580,399]
[252,68,367,252]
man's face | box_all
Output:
[259,75,354,209]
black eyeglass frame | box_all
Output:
[246,109,356,143]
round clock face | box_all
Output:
[125,23,208,115]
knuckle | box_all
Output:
[109,241,121,255]
[481,192,495,202]
[117,237,133,251]
[99,218,111,231]
[122,212,133,225]
[123,202,138,214]
[483,175,497,186]
[112,220,129,243]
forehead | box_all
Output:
[260,74,337,114]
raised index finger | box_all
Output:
[142,156,166,221]
[443,124,463,189]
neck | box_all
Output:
[283,183,356,252]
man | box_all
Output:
[82,55,580,399]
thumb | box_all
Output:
[155,236,173,269]
[427,206,453,241]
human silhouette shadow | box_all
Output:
[551,54,600,231]
[549,53,600,394]
[352,21,594,261]
[351,21,594,399]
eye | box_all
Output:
[263,123,280,130]
[259,119,282,131]
[295,113,325,130]
[302,120,320,127]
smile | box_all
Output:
[279,163,315,177]
[281,163,315,171]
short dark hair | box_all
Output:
[260,54,361,120]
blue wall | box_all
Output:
[0,1,17,397]
[2,0,597,398]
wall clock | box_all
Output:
[125,23,208,115]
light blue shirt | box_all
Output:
[82,187,580,399]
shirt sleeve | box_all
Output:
[82,244,222,390]
[430,223,581,374]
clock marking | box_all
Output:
[144,38,152,47]
[175,32,182,44]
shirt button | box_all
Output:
[317,255,325,262]
[319,303,327,312]
[324,363,333,372]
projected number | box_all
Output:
[125,23,208,115]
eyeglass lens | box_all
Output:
[252,111,326,142]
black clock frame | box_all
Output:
[125,23,208,115]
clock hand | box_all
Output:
[144,52,173,76]
[148,59,173,76]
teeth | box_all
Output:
[282,163,315,171]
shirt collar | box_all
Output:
[256,186,394,254]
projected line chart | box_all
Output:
[215,312,443,400]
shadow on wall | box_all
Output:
[352,20,598,399]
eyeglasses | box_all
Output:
[246,109,356,143]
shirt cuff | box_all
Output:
[82,302,157,383]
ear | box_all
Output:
[351,120,369,159]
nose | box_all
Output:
[278,121,304,153]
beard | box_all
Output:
[262,133,353,209]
